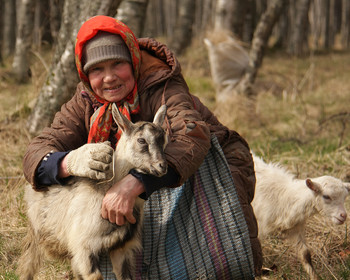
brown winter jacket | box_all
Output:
[23,38,262,275]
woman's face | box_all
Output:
[88,59,135,103]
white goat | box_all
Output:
[18,104,168,280]
[252,154,350,280]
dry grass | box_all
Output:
[0,44,350,279]
[0,54,73,279]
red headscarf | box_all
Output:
[75,15,141,144]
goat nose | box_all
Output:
[341,212,347,220]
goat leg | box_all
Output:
[70,250,103,280]
[17,224,41,280]
[110,246,138,280]
[294,232,319,280]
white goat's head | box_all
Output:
[112,104,168,177]
[306,176,350,225]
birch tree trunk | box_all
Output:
[34,0,53,47]
[116,0,149,37]
[214,0,234,32]
[200,0,215,35]
[327,0,336,49]
[214,0,249,39]
[164,0,177,38]
[288,0,311,56]
[273,3,289,48]
[341,0,350,49]
[327,0,338,49]
[2,0,16,58]
[27,0,122,135]
[168,0,196,55]
[242,0,256,43]
[33,0,42,49]
[49,0,63,44]
[230,0,248,39]
[322,0,331,48]
[310,0,322,49]
[0,0,3,65]
[237,0,288,96]
[12,0,36,83]
[144,0,165,37]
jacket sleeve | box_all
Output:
[23,85,93,189]
[140,75,211,186]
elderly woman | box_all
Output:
[23,15,262,279]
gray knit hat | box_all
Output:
[83,31,132,73]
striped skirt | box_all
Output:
[101,136,254,279]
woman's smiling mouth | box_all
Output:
[104,85,122,91]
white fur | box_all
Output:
[18,105,168,280]
[252,154,350,280]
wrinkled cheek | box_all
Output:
[88,74,103,95]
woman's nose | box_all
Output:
[104,68,116,82]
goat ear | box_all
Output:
[153,105,167,126]
[306,178,321,194]
[112,103,133,133]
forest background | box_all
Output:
[1,0,350,279]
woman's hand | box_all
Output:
[101,174,145,225]
[58,142,113,180]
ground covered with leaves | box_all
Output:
[1,45,350,279]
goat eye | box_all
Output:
[138,138,146,145]
[323,195,331,200]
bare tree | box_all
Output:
[237,0,288,96]
[230,0,249,39]
[310,0,323,49]
[168,0,196,55]
[116,0,149,37]
[242,0,257,43]
[328,0,339,49]
[288,0,311,56]
[341,0,350,48]
[196,0,215,36]
[214,0,234,32]
[322,0,331,49]
[12,0,36,83]
[272,3,289,48]
[27,0,122,135]
[2,0,16,58]
[0,0,3,65]
[33,0,54,49]
[143,0,165,37]
[49,0,64,44]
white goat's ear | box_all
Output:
[306,178,321,194]
[153,105,167,126]
[112,103,133,133]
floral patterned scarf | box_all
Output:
[75,15,141,144]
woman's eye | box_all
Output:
[138,138,146,144]
[112,61,127,69]
[89,67,102,73]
